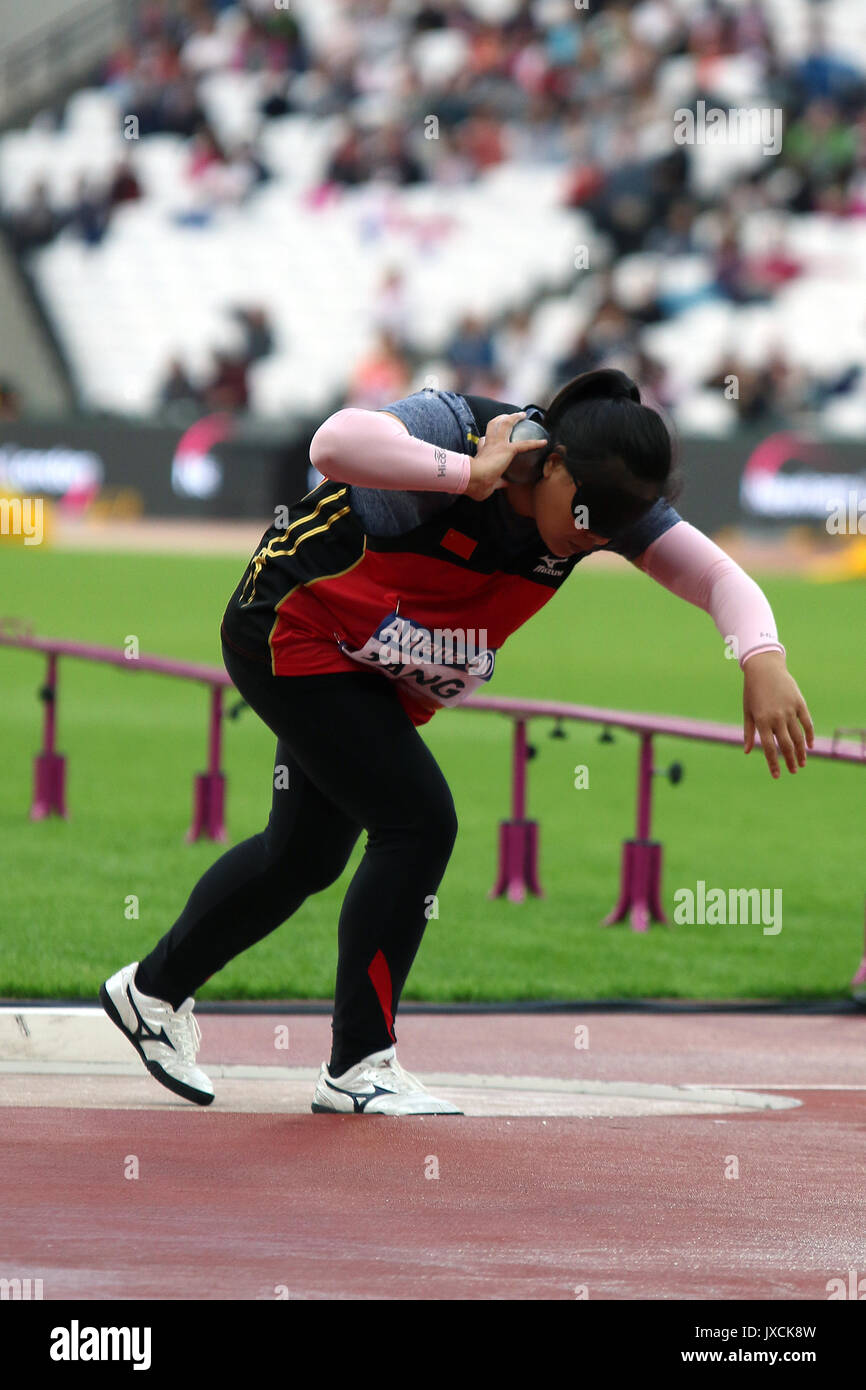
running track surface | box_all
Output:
[2,1009,865,1301]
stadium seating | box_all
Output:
[0,0,864,429]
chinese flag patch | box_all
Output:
[441,528,477,560]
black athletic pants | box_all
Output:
[134,637,458,1076]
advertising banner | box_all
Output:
[1,418,863,537]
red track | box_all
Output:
[2,1011,865,1300]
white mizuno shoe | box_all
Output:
[99,961,215,1106]
[312,1045,462,1115]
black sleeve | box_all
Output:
[461,394,523,437]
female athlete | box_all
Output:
[101,368,814,1115]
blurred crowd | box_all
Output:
[158,304,275,415]
[4,0,866,424]
[6,160,143,252]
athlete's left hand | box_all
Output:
[742,650,814,778]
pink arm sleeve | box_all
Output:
[309,408,470,493]
[632,521,786,668]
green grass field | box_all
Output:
[1,545,863,1002]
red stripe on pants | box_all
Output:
[367,949,395,1040]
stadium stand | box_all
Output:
[1,0,865,431]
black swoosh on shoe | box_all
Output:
[321,1079,397,1113]
[99,982,214,1107]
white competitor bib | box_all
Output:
[339,612,496,707]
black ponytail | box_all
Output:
[542,368,680,534]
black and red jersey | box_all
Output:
[220,390,680,725]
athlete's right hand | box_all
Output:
[466,412,543,501]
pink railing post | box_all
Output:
[603,733,667,933]
[489,718,543,903]
[851,898,866,996]
[30,651,67,821]
[187,684,227,843]
[636,732,653,838]
[513,718,527,819]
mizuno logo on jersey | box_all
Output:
[534,553,570,577]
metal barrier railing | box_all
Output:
[0,626,233,843]
[2,627,864,982]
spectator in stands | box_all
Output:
[187,125,263,207]
[159,73,205,138]
[108,159,143,210]
[180,6,237,77]
[347,331,411,409]
[816,181,853,217]
[783,100,858,212]
[373,268,412,351]
[582,147,664,257]
[325,126,369,187]
[187,122,226,182]
[454,109,508,174]
[259,69,297,120]
[447,313,496,393]
[646,199,700,256]
[234,5,308,76]
[369,124,426,186]
[120,30,186,137]
[634,348,677,412]
[795,16,865,105]
[67,176,110,247]
[231,306,274,363]
[101,36,143,120]
[630,0,686,53]
[554,327,599,384]
[845,136,866,216]
[745,235,803,295]
[134,1,184,45]
[494,307,549,404]
[712,226,760,304]
[707,352,807,425]
[5,181,59,254]
[203,347,250,412]
[159,357,202,411]
[731,0,774,58]
[813,360,863,405]
[428,128,476,186]
[228,141,271,193]
[571,295,639,374]
[766,351,811,417]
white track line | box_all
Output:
[0,1060,801,1113]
